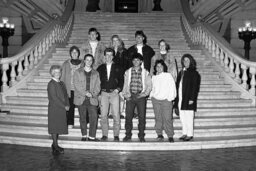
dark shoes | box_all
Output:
[123,136,132,142]
[183,136,193,141]
[168,137,174,143]
[51,144,64,155]
[120,115,125,119]
[157,135,164,142]
[108,115,113,119]
[114,136,120,142]
[139,137,145,142]
[101,136,108,141]
[81,137,87,141]
[179,135,187,140]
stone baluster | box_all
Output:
[10,61,17,86]
[229,58,235,78]
[219,49,224,67]
[46,35,49,51]
[1,63,9,92]
[34,46,38,65]
[234,60,241,83]
[205,35,208,49]
[202,31,205,46]
[38,42,42,59]
[249,67,256,96]
[211,41,216,58]
[23,54,29,75]
[208,37,212,53]
[42,38,46,55]
[17,59,23,81]
[224,52,229,73]
[241,64,248,90]
[215,44,220,62]
[29,50,34,69]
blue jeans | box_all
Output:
[100,91,120,137]
[125,94,146,138]
[151,97,174,138]
[77,99,98,138]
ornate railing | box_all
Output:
[180,0,256,105]
[0,0,75,103]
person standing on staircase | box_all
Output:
[150,39,178,81]
[73,54,101,141]
[174,54,200,142]
[127,30,155,119]
[61,46,84,129]
[97,48,124,142]
[150,59,176,143]
[47,65,70,155]
[121,53,152,142]
[109,35,129,119]
[81,28,105,70]
[127,30,155,72]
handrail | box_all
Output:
[0,0,75,103]
[180,0,256,104]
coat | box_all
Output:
[174,68,200,111]
[127,44,155,72]
[73,68,101,106]
[47,79,69,134]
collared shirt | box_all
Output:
[130,67,143,94]
[89,41,98,57]
[106,63,112,80]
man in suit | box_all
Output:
[97,48,124,142]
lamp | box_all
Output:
[0,17,15,58]
[238,21,256,60]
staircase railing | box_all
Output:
[180,0,256,105]
[0,0,75,103]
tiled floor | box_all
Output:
[0,144,256,171]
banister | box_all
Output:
[180,0,256,105]
[0,0,75,103]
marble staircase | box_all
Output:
[0,12,256,151]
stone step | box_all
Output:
[1,113,256,128]
[0,124,256,139]
[16,88,240,99]
[5,95,251,108]
[1,104,256,117]
[0,132,256,150]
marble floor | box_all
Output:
[0,144,256,171]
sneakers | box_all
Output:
[101,136,108,141]
[123,136,131,142]
[88,137,99,141]
[157,135,164,142]
[114,136,120,142]
[68,125,74,129]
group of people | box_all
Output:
[47,28,200,155]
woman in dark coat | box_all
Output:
[47,65,70,155]
[175,54,200,141]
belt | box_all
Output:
[101,89,115,93]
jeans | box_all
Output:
[125,94,146,138]
[100,91,120,137]
[151,97,174,138]
[77,99,98,138]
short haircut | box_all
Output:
[158,39,170,51]
[69,46,80,58]
[104,47,115,56]
[49,65,61,76]
[135,30,147,44]
[88,27,98,34]
[153,59,168,75]
[84,54,95,64]
[132,53,143,61]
